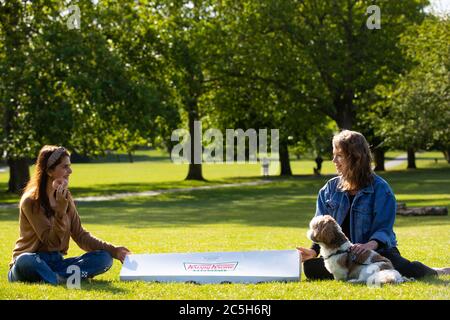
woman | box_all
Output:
[8,145,131,285]
[297,130,449,280]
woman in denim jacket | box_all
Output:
[297,130,449,280]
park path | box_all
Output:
[75,180,274,202]
[0,180,274,209]
[0,154,409,209]
[384,153,407,170]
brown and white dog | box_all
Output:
[307,215,407,285]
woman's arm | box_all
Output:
[68,200,131,262]
[69,202,117,256]
[352,181,397,258]
[369,184,397,248]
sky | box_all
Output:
[427,0,450,14]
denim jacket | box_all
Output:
[315,173,398,248]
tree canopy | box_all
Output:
[0,0,447,191]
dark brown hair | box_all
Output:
[332,130,374,191]
[21,145,71,218]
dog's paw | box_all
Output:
[347,279,365,284]
[400,276,415,283]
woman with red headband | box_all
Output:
[8,145,131,285]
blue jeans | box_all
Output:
[8,250,113,285]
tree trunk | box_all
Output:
[444,149,450,164]
[279,142,292,176]
[7,158,30,194]
[373,148,385,171]
[407,148,416,169]
[336,111,353,130]
[70,151,91,163]
[185,108,204,181]
[334,95,355,130]
[186,163,204,180]
[128,151,134,163]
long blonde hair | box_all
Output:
[22,145,72,218]
[332,130,374,191]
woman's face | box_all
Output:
[48,156,72,183]
[332,145,347,175]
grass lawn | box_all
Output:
[0,159,449,299]
[1,150,446,203]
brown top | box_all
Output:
[10,191,118,268]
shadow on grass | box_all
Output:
[77,279,129,293]
[0,176,275,204]
[418,276,450,287]
[0,167,448,229]
[75,181,321,228]
[303,276,450,287]
[89,153,170,163]
[395,216,450,227]
[378,168,450,195]
[0,179,322,228]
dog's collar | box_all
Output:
[322,248,373,265]
[322,248,350,260]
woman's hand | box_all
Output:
[296,247,318,262]
[52,178,68,190]
[54,183,69,217]
[115,246,132,264]
[350,241,378,262]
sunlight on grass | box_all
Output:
[0,151,448,299]
[0,164,449,299]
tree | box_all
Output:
[203,0,332,176]
[142,0,230,181]
[205,0,428,173]
[269,0,428,171]
[0,1,53,193]
[97,0,182,152]
[0,1,171,193]
[374,17,450,167]
[287,0,429,130]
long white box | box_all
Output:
[120,250,301,284]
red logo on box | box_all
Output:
[184,262,238,272]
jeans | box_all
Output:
[8,250,113,285]
[303,247,438,280]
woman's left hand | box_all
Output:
[114,246,132,264]
[350,241,378,260]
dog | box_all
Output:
[307,215,408,285]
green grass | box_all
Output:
[384,150,448,171]
[1,150,446,204]
[0,163,449,299]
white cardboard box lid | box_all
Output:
[120,249,301,283]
